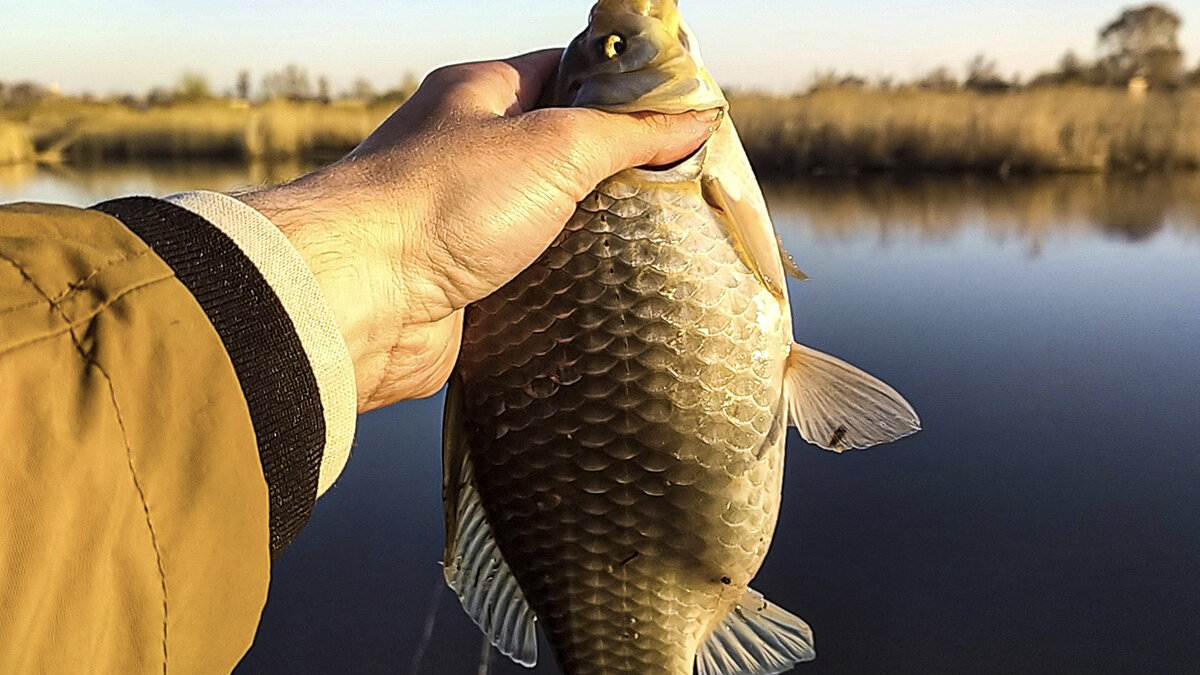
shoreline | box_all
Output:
[3,86,1199,175]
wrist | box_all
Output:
[239,177,367,376]
[236,162,440,409]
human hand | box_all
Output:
[239,49,719,413]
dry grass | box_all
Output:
[730,87,1200,175]
[1,99,393,164]
[0,123,34,165]
[3,87,1200,174]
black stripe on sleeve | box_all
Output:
[95,196,323,557]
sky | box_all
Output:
[5,0,1200,96]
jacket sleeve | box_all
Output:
[0,196,356,673]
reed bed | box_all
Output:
[4,99,392,164]
[729,87,1200,175]
[0,123,35,165]
[3,87,1199,174]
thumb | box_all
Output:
[533,107,722,198]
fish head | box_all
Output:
[552,0,726,115]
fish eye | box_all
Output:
[603,34,627,59]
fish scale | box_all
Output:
[454,173,790,674]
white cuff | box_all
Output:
[165,190,357,497]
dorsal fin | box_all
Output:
[784,342,921,452]
[442,376,538,667]
[695,587,815,675]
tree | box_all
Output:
[316,76,331,103]
[175,72,212,101]
[0,81,50,107]
[145,86,174,107]
[808,69,864,92]
[261,65,313,100]
[1098,4,1185,87]
[964,53,1010,92]
[916,66,958,91]
[348,77,377,101]
[1059,50,1086,83]
[1040,50,1111,87]
[376,73,420,104]
[235,70,251,101]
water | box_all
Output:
[4,165,1198,674]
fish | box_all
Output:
[440,1,920,673]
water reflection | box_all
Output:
[3,164,1197,673]
[0,163,36,190]
[0,160,314,205]
[2,164,1198,250]
[764,174,1200,249]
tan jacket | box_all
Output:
[0,194,357,673]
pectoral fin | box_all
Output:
[695,587,815,675]
[443,375,538,667]
[784,342,921,452]
[701,173,789,301]
[776,233,809,281]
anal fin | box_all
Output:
[785,342,921,452]
[696,588,816,675]
[443,377,538,667]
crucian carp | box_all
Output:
[441,1,920,673]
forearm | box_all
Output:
[235,165,454,409]
[0,197,355,672]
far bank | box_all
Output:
[1,87,1198,175]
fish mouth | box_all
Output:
[562,52,728,116]
[606,101,726,116]
[569,73,727,115]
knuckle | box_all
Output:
[429,62,502,87]
[637,111,674,133]
[423,61,514,111]
[528,109,578,142]
[424,63,483,96]
[546,117,595,169]
[520,110,615,199]
[423,64,461,87]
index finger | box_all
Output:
[425,49,563,117]
[500,48,564,114]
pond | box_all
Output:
[3,164,1198,674]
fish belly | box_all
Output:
[455,176,790,675]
